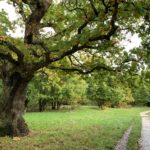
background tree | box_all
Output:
[27,70,87,111]
[87,72,134,108]
[133,84,150,106]
[129,71,150,106]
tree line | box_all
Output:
[6,69,148,112]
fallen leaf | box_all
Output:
[13,137,21,141]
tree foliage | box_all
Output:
[87,72,134,108]
[27,70,87,111]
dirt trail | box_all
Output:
[139,110,150,150]
[114,125,133,150]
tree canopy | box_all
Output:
[0,0,149,73]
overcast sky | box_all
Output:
[0,0,141,50]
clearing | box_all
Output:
[0,107,149,150]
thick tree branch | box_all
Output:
[50,56,142,75]
[24,0,52,44]
[51,45,86,63]
[89,0,118,41]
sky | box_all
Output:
[0,0,142,51]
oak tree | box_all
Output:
[0,0,148,136]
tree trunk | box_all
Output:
[147,102,150,107]
[56,101,61,110]
[24,98,29,112]
[39,99,43,112]
[51,101,56,110]
[97,100,105,108]
[39,99,47,112]
[0,72,30,137]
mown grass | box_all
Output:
[0,106,149,150]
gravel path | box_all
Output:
[114,125,133,150]
[139,110,150,150]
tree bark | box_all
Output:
[0,72,30,137]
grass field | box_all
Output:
[0,107,149,150]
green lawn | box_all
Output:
[0,107,149,150]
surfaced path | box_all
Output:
[140,110,150,150]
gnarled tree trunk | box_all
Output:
[0,72,30,137]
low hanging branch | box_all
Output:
[49,64,116,75]
[48,54,142,75]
